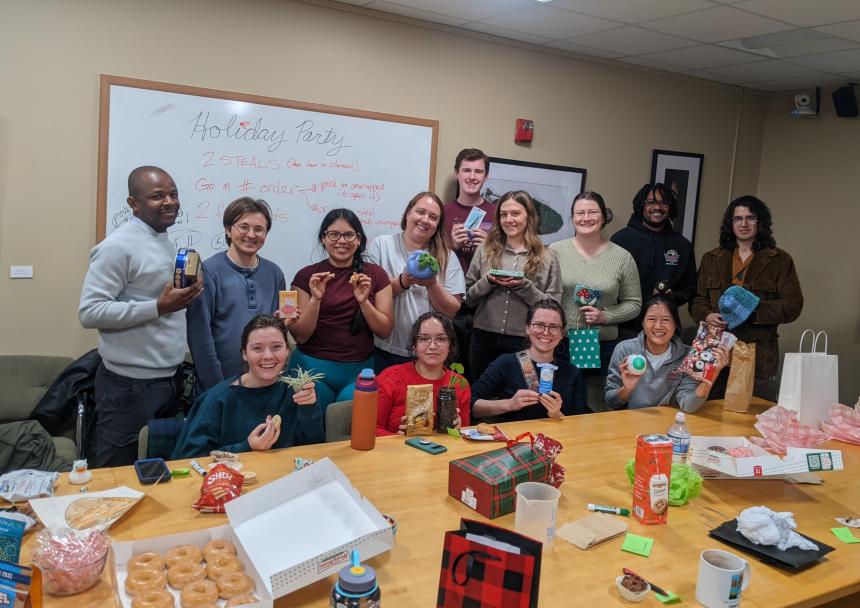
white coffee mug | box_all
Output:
[696,549,751,608]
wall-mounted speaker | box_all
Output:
[832,85,858,118]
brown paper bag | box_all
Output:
[724,340,756,412]
[555,513,628,550]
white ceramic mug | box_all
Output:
[695,549,751,607]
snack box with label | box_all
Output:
[632,434,672,525]
[688,436,843,480]
[112,458,394,607]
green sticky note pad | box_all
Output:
[654,590,681,604]
[621,533,654,557]
[447,427,461,438]
[831,527,860,544]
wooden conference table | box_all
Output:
[22,399,860,607]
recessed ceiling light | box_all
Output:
[721,29,835,58]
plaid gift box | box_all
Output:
[448,435,551,519]
[437,519,542,608]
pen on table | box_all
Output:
[623,568,668,597]
[190,460,207,477]
[587,503,630,516]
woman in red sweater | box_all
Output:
[376,312,470,436]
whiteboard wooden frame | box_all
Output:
[96,74,439,241]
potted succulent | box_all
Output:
[406,250,440,280]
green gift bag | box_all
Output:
[568,313,601,369]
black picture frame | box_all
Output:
[650,149,704,245]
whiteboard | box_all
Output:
[98,75,437,281]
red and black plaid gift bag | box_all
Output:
[437,519,542,608]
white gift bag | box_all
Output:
[777,330,839,426]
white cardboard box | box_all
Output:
[112,457,394,607]
[689,436,843,480]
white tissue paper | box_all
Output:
[736,506,818,551]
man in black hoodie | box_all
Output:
[611,183,697,339]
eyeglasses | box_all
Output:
[644,199,669,207]
[529,322,563,336]
[416,335,450,346]
[732,215,758,225]
[233,223,267,236]
[324,230,358,242]
[572,210,602,219]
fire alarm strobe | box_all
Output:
[515,118,534,143]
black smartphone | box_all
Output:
[134,458,172,485]
[405,437,447,455]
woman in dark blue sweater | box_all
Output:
[471,299,588,421]
[173,315,324,459]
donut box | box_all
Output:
[112,458,394,606]
[688,436,844,480]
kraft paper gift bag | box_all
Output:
[724,341,756,413]
[556,514,628,550]
[777,330,839,426]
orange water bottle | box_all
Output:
[351,368,378,451]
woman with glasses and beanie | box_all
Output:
[187,197,292,392]
[375,312,470,436]
[365,192,465,373]
[288,208,394,415]
[464,190,561,381]
[549,191,641,410]
[471,299,586,422]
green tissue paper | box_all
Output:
[625,459,703,507]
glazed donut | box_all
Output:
[179,579,219,608]
[165,545,203,568]
[132,589,175,608]
[206,553,243,580]
[216,571,253,599]
[167,561,206,589]
[202,539,236,563]
[128,552,165,573]
[125,568,166,596]
[226,594,258,607]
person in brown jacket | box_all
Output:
[691,195,803,400]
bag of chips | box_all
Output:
[192,464,244,514]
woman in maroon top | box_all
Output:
[376,312,470,436]
[289,209,394,414]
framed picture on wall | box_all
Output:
[482,157,587,245]
[650,149,704,245]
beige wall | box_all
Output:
[3,0,760,362]
[756,91,860,405]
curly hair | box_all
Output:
[484,190,547,276]
[718,195,776,251]
[631,183,678,224]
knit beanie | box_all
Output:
[718,286,761,329]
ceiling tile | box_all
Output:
[785,48,860,73]
[545,40,626,59]
[566,25,695,55]
[643,44,762,69]
[815,19,860,44]
[364,1,467,25]
[378,0,534,22]
[707,59,827,80]
[643,6,794,43]
[758,75,845,90]
[741,81,783,91]
[459,22,554,45]
[481,5,619,40]
[719,30,858,58]
[550,0,712,24]
[846,71,860,79]
[735,0,860,27]
[619,56,689,72]
[333,0,374,5]
[683,69,746,84]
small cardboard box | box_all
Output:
[689,436,844,480]
[112,458,393,607]
[448,442,551,519]
[632,434,672,525]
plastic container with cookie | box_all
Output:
[111,458,394,608]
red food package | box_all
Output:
[680,321,732,383]
[534,433,566,488]
[192,463,244,513]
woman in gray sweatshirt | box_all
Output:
[605,295,729,412]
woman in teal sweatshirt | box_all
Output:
[173,315,324,459]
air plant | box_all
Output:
[278,366,325,390]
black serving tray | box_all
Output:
[709,519,835,570]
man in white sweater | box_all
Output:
[79,166,202,467]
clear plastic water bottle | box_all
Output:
[667,411,691,464]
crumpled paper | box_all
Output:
[737,506,818,551]
[749,406,829,454]
[820,404,860,446]
[0,470,58,503]
[624,460,703,506]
